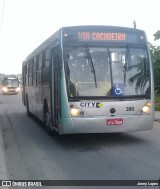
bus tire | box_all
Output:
[26,95,31,117]
[44,105,53,136]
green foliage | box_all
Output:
[149,40,160,92]
[149,44,160,63]
[150,31,160,110]
[154,31,160,41]
[153,61,160,90]
[155,93,160,111]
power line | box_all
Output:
[0,0,6,31]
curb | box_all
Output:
[154,118,160,122]
[0,119,9,189]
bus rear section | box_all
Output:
[2,76,20,95]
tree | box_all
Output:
[149,43,160,63]
[153,31,160,41]
[149,31,160,92]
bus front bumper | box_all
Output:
[60,115,153,134]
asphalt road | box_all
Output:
[0,92,160,189]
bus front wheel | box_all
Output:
[44,105,53,136]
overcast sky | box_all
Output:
[0,0,160,74]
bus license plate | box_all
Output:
[107,118,123,125]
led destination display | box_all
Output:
[63,29,146,44]
[78,32,126,41]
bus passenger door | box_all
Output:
[51,48,62,128]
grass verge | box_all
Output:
[155,93,160,111]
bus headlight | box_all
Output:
[70,105,84,117]
[142,106,150,113]
[138,101,151,114]
[2,87,8,92]
[16,87,20,92]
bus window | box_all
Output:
[29,60,33,86]
[110,48,127,85]
[65,47,111,97]
[33,57,37,86]
[127,47,149,95]
[42,49,50,85]
[37,54,42,86]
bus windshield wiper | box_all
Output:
[123,50,128,85]
[123,64,126,84]
[84,43,97,88]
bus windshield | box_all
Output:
[64,44,150,98]
[3,79,19,88]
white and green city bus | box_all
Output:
[22,25,154,135]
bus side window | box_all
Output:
[26,62,29,86]
[33,57,37,86]
[42,49,50,86]
[36,55,39,85]
[37,54,42,86]
[22,63,26,86]
[29,60,33,86]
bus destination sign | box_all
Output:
[78,32,126,41]
[63,30,145,44]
